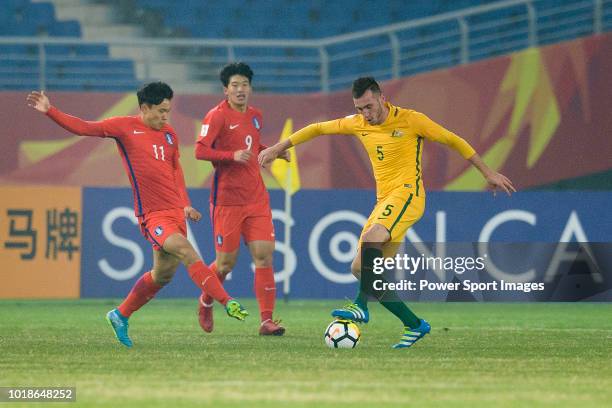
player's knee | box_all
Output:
[152,269,175,286]
[361,231,374,243]
[351,260,361,278]
[253,254,273,268]
[361,225,390,244]
[176,246,199,265]
[155,275,173,286]
[361,231,382,244]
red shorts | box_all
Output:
[210,202,274,252]
[139,208,187,251]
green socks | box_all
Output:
[361,246,420,329]
[354,290,369,310]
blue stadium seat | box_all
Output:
[1,1,136,91]
[131,0,540,42]
[43,45,109,60]
[3,22,41,36]
[0,45,32,55]
[47,21,81,37]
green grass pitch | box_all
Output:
[1,300,611,407]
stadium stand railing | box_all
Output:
[1,0,610,93]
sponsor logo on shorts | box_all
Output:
[165,133,173,145]
[216,234,223,246]
[154,226,163,236]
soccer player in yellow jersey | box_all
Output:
[259,77,515,349]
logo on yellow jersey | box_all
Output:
[391,129,404,138]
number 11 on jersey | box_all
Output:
[153,144,165,161]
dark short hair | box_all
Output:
[137,81,173,106]
[352,77,381,98]
[220,62,254,87]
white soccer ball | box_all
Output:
[324,319,361,349]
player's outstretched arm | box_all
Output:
[258,119,346,167]
[468,153,516,196]
[26,90,106,137]
[413,112,515,196]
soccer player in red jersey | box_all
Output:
[195,63,286,336]
[26,82,248,348]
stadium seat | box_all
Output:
[1,0,136,91]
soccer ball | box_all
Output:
[324,319,360,349]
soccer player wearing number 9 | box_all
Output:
[26,82,248,348]
[195,63,285,336]
[259,77,516,349]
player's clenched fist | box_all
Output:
[26,91,50,113]
[184,206,202,222]
[233,149,253,163]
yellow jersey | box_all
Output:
[289,102,476,199]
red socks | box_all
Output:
[255,267,276,322]
[188,260,230,305]
[198,263,277,321]
[202,262,225,306]
[117,262,231,319]
[118,271,162,318]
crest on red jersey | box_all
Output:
[165,133,173,144]
[252,117,260,130]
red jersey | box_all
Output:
[46,106,189,216]
[195,100,268,206]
